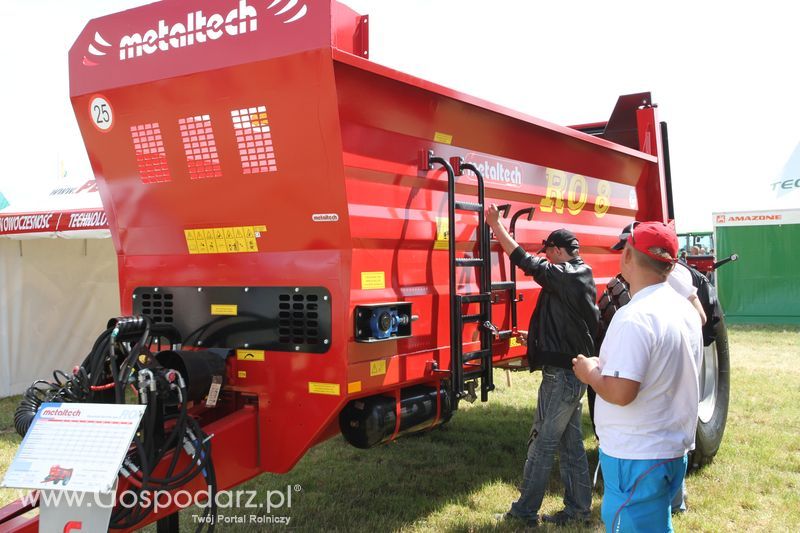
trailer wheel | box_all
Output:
[691,308,730,468]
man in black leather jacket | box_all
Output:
[514,231,599,370]
[487,204,598,528]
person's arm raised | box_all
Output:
[486,203,519,256]
[689,295,707,325]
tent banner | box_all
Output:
[0,208,108,236]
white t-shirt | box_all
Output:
[595,282,703,460]
[667,262,697,299]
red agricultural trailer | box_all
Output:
[0,0,727,530]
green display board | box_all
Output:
[716,222,800,324]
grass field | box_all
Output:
[1,324,799,532]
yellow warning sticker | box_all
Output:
[509,336,521,348]
[184,225,262,255]
[211,304,238,316]
[370,360,387,377]
[237,349,265,361]
[237,370,247,379]
[434,131,453,145]
[434,216,449,250]
[347,381,362,394]
[308,382,341,396]
[361,271,386,290]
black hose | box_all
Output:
[14,382,49,436]
[14,368,93,437]
[15,316,218,532]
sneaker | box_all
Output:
[495,511,540,528]
[541,510,590,526]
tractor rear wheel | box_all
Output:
[691,307,730,468]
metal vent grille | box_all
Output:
[179,114,222,180]
[278,293,320,345]
[231,106,277,174]
[138,291,175,323]
[132,286,331,354]
[130,123,172,183]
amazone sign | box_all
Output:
[714,209,800,227]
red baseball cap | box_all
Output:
[629,221,678,263]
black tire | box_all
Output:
[691,308,730,468]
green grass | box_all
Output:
[0,395,22,507]
[2,324,799,531]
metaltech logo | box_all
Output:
[82,0,309,66]
[82,32,112,66]
[464,153,523,188]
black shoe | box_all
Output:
[496,511,540,528]
[541,510,590,526]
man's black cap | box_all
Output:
[538,228,579,253]
[611,222,638,251]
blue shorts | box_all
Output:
[599,449,687,533]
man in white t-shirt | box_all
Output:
[573,221,703,532]
[610,222,707,514]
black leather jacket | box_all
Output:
[510,247,599,370]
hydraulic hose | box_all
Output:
[14,369,92,437]
[14,316,217,532]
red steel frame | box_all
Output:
[1,1,670,530]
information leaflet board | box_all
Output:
[1,403,145,493]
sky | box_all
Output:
[1,0,798,231]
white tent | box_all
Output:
[0,180,119,398]
[770,142,800,208]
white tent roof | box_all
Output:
[769,142,800,208]
[0,179,109,239]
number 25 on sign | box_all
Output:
[89,95,114,132]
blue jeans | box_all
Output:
[599,450,687,533]
[510,366,592,520]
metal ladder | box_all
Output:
[420,150,501,402]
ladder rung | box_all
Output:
[454,201,483,212]
[455,258,484,267]
[463,349,491,363]
[461,313,482,323]
[490,282,515,291]
[463,368,485,377]
[459,293,491,304]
